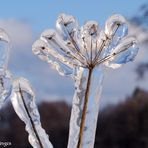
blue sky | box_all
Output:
[1,0,147,31]
[0,0,148,108]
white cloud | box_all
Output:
[129,22,148,62]
[129,23,148,44]
[0,19,34,48]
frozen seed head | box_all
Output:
[32,13,139,74]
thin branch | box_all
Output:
[93,24,120,66]
[82,37,89,60]
[60,17,88,63]
[92,39,106,65]
[96,44,132,65]
[77,68,93,148]
[90,38,93,64]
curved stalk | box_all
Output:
[19,85,43,148]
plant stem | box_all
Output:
[68,66,104,148]
[77,68,93,148]
[19,85,43,148]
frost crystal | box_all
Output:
[32,13,139,148]
[11,77,53,148]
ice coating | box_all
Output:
[32,39,75,77]
[32,13,139,148]
[0,70,12,109]
[103,37,138,68]
[11,77,53,148]
[105,14,127,38]
[80,21,99,62]
[56,13,78,42]
[40,29,81,67]
[0,28,10,70]
[68,66,104,148]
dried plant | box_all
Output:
[32,13,139,148]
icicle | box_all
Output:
[0,28,10,70]
[0,70,12,109]
[32,13,139,148]
[11,77,53,148]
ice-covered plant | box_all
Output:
[32,13,139,148]
[0,29,53,148]
[11,77,53,148]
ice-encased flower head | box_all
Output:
[32,13,139,148]
[32,13,138,77]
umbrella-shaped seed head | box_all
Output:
[32,13,139,76]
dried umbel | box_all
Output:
[33,13,139,148]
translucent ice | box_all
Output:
[80,21,99,62]
[56,13,78,42]
[68,66,104,148]
[104,37,139,68]
[105,14,127,38]
[11,77,53,148]
[40,29,81,67]
[0,70,12,109]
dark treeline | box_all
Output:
[0,88,148,148]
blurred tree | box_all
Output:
[95,88,148,148]
[131,2,148,79]
[0,88,148,148]
[136,63,148,79]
